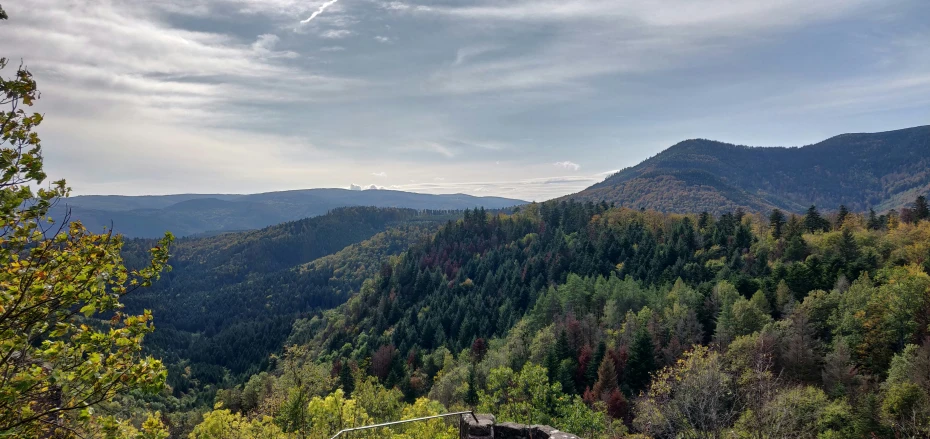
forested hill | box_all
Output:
[54,188,525,238]
[570,125,930,214]
[119,207,453,401]
[270,200,930,438]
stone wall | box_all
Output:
[462,414,581,439]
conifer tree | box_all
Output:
[835,204,850,230]
[804,205,829,232]
[915,195,929,222]
[838,228,859,263]
[591,354,619,398]
[626,330,656,393]
[867,208,880,230]
[339,360,355,397]
[768,209,786,239]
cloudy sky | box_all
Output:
[2,0,929,201]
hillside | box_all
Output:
[218,200,930,439]
[570,125,930,214]
[54,188,525,238]
[119,207,450,398]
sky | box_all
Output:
[1,0,929,202]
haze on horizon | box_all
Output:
[2,0,928,202]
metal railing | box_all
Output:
[328,411,478,439]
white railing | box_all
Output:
[328,411,479,439]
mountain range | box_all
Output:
[570,125,930,214]
[52,189,525,238]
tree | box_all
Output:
[882,342,930,437]
[189,407,284,439]
[835,205,849,230]
[784,235,808,262]
[821,340,859,399]
[915,195,929,222]
[339,360,356,398]
[867,208,881,230]
[732,386,854,439]
[838,228,859,263]
[769,209,786,240]
[0,12,173,436]
[625,329,656,394]
[470,337,488,363]
[804,205,829,233]
[590,354,619,399]
[633,346,738,438]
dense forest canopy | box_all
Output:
[116,197,930,438]
[116,208,459,407]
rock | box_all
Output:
[528,425,557,438]
[462,413,581,439]
[465,413,495,437]
[494,421,528,438]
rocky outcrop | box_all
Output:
[462,414,581,439]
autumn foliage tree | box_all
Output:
[0,8,173,436]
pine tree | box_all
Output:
[785,235,808,262]
[835,204,849,230]
[804,205,829,233]
[339,361,355,397]
[626,330,656,393]
[465,365,479,407]
[838,228,859,263]
[591,354,619,398]
[915,195,929,221]
[785,214,804,239]
[585,341,606,389]
[867,208,880,230]
[698,211,711,230]
[769,209,786,239]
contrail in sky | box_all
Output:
[301,0,341,24]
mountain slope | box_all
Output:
[570,125,930,213]
[120,207,450,387]
[56,189,525,238]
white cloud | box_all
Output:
[554,161,581,171]
[381,2,411,11]
[372,171,387,177]
[2,0,925,203]
[0,0,362,130]
[366,184,384,190]
[374,35,391,43]
[349,183,363,190]
[251,34,298,58]
[320,29,353,39]
[453,45,502,65]
[417,0,879,95]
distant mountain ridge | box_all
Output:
[53,188,526,238]
[569,125,930,214]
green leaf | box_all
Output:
[80,304,96,317]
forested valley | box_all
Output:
[4,5,930,438]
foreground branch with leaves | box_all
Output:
[0,7,173,437]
